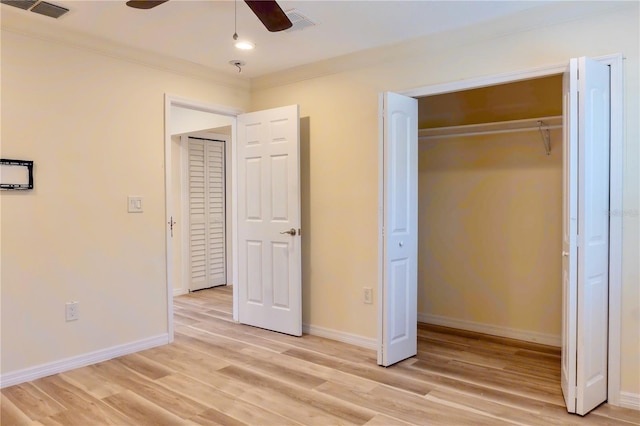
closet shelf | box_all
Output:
[418,115,562,140]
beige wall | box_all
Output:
[0,30,249,373]
[250,3,639,394]
[418,130,563,337]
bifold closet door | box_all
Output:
[188,137,226,291]
[561,56,610,416]
[379,92,418,367]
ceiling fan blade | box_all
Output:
[244,0,292,32]
[126,0,169,10]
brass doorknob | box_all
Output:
[280,228,296,236]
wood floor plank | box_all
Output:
[187,408,248,426]
[116,352,175,381]
[58,366,125,400]
[89,359,209,420]
[1,382,66,421]
[364,413,415,426]
[158,373,301,426]
[102,390,192,425]
[188,319,293,353]
[173,329,329,390]
[316,381,508,426]
[2,286,638,426]
[424,388,556,426]
[409,358,565,405]
[30,374,131,426]
[136,341,231,378]
[0,393,35,425]
[240,345,379,393]
[216,364,376,425]
[283,347,433,395]
[590,404,640,424]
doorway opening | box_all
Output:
[415,75,564,347]
[164,96,303,341]
[169,104,234,299]
[172,130,232,295]
[164,96,243,340]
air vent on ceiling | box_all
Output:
[1,0,69,18]
[31,1,68,18]
[284,9,316,33]
[1,0,37,10]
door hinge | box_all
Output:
[168,216,176,237]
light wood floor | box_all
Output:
[2,286,638,425]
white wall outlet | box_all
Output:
[65,301,79,321]
[127,196,143,213]
[363,287,373,304]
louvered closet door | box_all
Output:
[188,137,226,291]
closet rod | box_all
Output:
[418,124,562,140]
[418,115,562,141]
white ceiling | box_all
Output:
[2,0,553,79]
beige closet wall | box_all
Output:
[417,77,564,341]
[250,2,639,394]
[418,129,563,338]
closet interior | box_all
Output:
[416,75,564,346]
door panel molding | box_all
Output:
[237,105,302,336]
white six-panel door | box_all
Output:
[380,92,418,366]
[237,105,302,336]
[561,57,610,415]
[188,137,226,291]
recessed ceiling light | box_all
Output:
[234,40,255,50]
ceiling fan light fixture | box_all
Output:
[234,40,255,50]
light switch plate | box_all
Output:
[128,196,143,213]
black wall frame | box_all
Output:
[0,159,34,190]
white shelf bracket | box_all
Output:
[537,120,551,156]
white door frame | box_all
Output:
[378,53,624,405]
[164,94,244,341]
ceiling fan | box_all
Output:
[126,0,293,32]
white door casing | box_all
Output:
[187,137,227,291]
[379,92,418,366]
[237,105,302,336]
[561,57,611,415]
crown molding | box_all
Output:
[0,6,250,91]
[250,1,632,91]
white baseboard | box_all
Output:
[302,323,377,350]
[173,287,188,296]
[418,313,561,347]
[618,391,640,410]
[0,334,169,389]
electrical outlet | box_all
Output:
[363,287,373,304]
[65,302,79,321]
